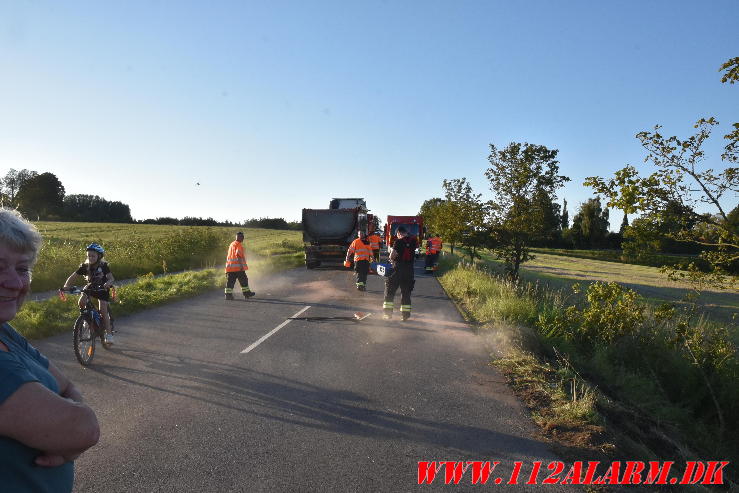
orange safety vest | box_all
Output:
[367,234,381,250]
[225,240,248,272]
[426,237,442,254]
[347,238,373,262]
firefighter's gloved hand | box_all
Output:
[344,260,351,268]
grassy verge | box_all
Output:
[464,248,739,331]
[15,252,303,340]
[437,254,738,487]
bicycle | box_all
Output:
[59,285,116,366]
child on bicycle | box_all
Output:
[63,243,115,344]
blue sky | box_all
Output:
[1,1,736,227]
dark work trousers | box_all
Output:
[355,260,370,287]
[226,271,250,291]
[424,252,439,271]
[383,263,414,311]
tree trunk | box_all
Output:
[511,245,522,281]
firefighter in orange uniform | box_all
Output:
[424,233,443,273]
[367,231,382,262]
[344,230,373,291]
[225,231,256,300]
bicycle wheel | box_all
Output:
[73,315,95,366]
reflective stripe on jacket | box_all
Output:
[368,235,381,250]
[225,240,248,272]
[347,238,373,262]
[427,237,442,254]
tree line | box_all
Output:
[0,169,301,229]
[420,58,738,284]
[0,169,133,222]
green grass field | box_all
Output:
[14,221,305,339]
[529,247,705,270]
[34,222,301,251]
[30,222,303,291]
[469,249,738,325]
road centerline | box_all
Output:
[240,305,311,354]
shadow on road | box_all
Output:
[91,347,537,458]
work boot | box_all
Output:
[225,293,234,300]
[245,291,256,298]
[358,285,366,292]
[104,331,115,345]
[401,313,410,321]
[382,309,392,320]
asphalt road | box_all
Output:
[34,261,579,492]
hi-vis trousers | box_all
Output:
[225,271,252,296]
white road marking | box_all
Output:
[240,305,311,354]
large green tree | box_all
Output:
[561,198,569,230]
[586,59,738,289]
[727,204,739,235]
[1,169,38,207]
[16,172,65,219]
[442,178,493,262]
[569,198,610,248]
[531,190,563,247]
[432,178,491,260]
[719,57,739,163]
[485,142,569,280]
[418,197,445,237]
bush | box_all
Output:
[538,282,645,346]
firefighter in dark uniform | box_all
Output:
[382,226,417,320]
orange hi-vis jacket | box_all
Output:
[347,238,373,262]
[368,234,381,250]
[225,240,248,272]
[426,237,443,254]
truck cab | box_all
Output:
[384,215,424,249]
[329,198,367,211]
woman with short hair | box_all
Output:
[0,208,100,492]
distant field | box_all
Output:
[35,222,297,245]
[529,247,706,269]
[473,250,738,325]
[31,222,303,291]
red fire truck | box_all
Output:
[384,215,424,248]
